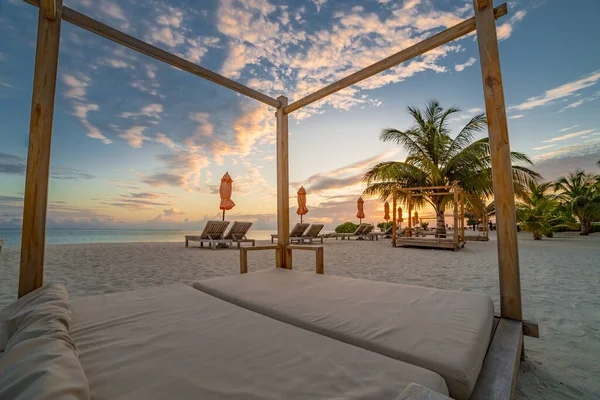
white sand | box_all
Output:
[1,231,598,399]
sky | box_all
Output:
[0,0,599,231]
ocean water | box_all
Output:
[0,229,281,247]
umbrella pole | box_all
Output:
[301,215,303,223]
[222,210,225,221]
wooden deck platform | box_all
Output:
[395,237,466,251]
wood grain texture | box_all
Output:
[453,184,459,248]
[474,0,522,321]
[392,189,397,247]
[239,245,282,274]
[45,6,279,108]
[284,4,508,114]
[41,0,57,20]
[276,96,290,268]
[19,0,62,298]
[471,318,523,400]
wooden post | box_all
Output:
[460,192,465,242]
[19,0,62,298]
[392,189,397,247]
[453,184,459,248]
[315,247,324,274]
[240,248,248,274]
[407,194,412,237]
[276,96,290,269]
[474,0,523,321]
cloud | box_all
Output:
[534,152,600,180]
[509,70,600,111]
[120,103,164,120]
[559,91,600,112]
[534,142,600,161]
[141,173,186,188]
[454,57,476,72]
[163,208,184,216]
[311,0,327,12]
[0,153,26,174]
[119,126,149,148]
[189,112,214,137]
[496,10,526,41]
[62,74,90,100]
[560,125,579,132]
[542,129,595,143]
[0,153,94,179]
[509,114,524,119]
[532,144,555,151]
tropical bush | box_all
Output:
[554,170,600,235]
[377,221,393,230]
[335,222,358,233]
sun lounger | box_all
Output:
[60,284,448,399]
[270,222,309,243]
[368,225,394,241]
[185,220,230,249]
[332,223,368,240]
[194,269,494,400]
[291,223,324,244]
[224,221,255,248]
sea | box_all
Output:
[0,229,283,248]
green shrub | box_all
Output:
[593,224,600,233]
[335,222,358,233]
[377,221,393,230]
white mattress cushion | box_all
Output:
[0,284,90,400]
[194,269,494,399]
[70,284,448,400]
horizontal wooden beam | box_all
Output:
[398,186,456,191]
[494,314,539,338]
[284,3,507,114]
[22,0,281,108]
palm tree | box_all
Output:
[516,180,571,239]
[554,170,600,235]
[363,101,540,237]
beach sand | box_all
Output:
[0,231,598,399]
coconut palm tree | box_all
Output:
[553,170,600,235]
[516,180,571,239]
[363,101,540,237]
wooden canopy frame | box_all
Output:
[17,1,535,397]
[391,183,466,251]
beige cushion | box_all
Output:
[194,269,494,399]
[0,284,90,400]
[70,284,448,400]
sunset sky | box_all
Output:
[1,0,599,230]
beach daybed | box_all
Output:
[395,237,466,251]
[223,221,256,248]
[194,268,493,400]
[185,220,230,249]
[290,223,324,244]
[271,222,309,243]
[0,283,449,400]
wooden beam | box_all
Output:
[41,0,57,20]
[392,189,397,247]
[287,245,325,274]
[493,314,539,338]
[18,0,62,298]
[453,183,459,248]
[474,0,522,321]
[471,318,523,400]
[398,185,454,191]
[276,96,290,268]
[407,194,412,237]
[284,3,508,114]
[460,193,465,242]
[20,1,281,108]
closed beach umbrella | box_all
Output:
[398,207,403,223]
[296,186,309,223]
[219,172,235,221]
[356,197,365,223]
[413,211,419,226]
[384,201,390,222]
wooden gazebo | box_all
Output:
[392,183,467,251]
[17,0,537,397]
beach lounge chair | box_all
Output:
[291,223,324,244]
[224,221,255,248]
[194,269,494,400]
[0,283,449,400]
[368,225,393,241]
[332,223,368,240]
[270,222,309,243]
[185,220,230,249]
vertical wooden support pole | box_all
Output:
[453,184,459,248]
[285,247,293,270]
[19,0,62,298]
[392,189,397,247]
[460,192,465,242]
[276,96,290,269]
[315,247,324,274]
[474,0,522,321]
[407,194,412,237]
[240,248,248,274]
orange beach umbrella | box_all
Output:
[384,201,390,222]
[356,197,365,223]
[219,172,235,221]
[412,211,419,226]
[296,186,309,223]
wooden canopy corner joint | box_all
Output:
[41,0,58,20]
